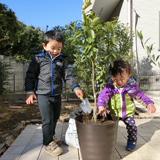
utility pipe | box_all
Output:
[133,9,140,84]
[127,0,134,77]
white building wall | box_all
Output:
[118,0,160,71]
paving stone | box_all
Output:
[3,145,26,155]
[65,106,71,109]
[121,151,143,160]
[9,106,22,109]
[136,143,160,160]
[38,145,58,160]
[19,144,43,160]
[0,113,8,119]
[1,120,160,160]
[0,154,20,160]
[59,144,79,160]
[30,119,41,123]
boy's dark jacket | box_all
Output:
[25,50,79,96]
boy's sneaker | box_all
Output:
[53,135,62,146]
[126,141,136,151]
[45,141,63,156]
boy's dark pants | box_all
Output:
[37,95,61,145]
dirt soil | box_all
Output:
[0,101,81,144]
[80,113,114,124]
[0,100,115,145]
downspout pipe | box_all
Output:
[128,0,132,34]
[133,9,140,85]
[159,11,160,51]
[127,0,134,77]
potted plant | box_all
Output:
[69,0,133,159]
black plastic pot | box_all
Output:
[75,114,119,160]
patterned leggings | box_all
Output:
[121,115,137,142]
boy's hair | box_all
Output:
[43,30,64,46]
[109,60,132,76]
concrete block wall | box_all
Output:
[0,55,30,93]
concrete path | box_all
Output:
[0,119,160,160]
[1,95,160,160]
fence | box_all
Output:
[2,71,77,101]
[139,76,160,92]
[5,71,26,94]
[2,70,160,100]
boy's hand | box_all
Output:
[97,106,107,117]
[74,88,83,99]
[26,94,37,104]
[147,105,156,113]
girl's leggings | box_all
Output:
[121,115,137,142]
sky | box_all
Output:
[0,0,84,31]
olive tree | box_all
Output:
[70,0,133,122]
[137,30,160,68]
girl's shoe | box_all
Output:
[126,141,136,151]
[53,135,62,146]
[45,141,63,156]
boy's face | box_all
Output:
[112,70,131,88]
[42,39,62,57]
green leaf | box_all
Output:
[93,47,97,52]
[111,52,117,59]
[111,36,116,43]
[96,75,101,80]
[105,38,109,45]
[82,39,85,44]
[151,60,156,66]
[88,37,93,43]
[144,38,151,45]
[110,60,114,67]
[87,29,95,39]
[152,54,155,61]
[156,55,160,61]
[89,95,94,99]
[91,17,100,26]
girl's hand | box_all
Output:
[97,106,107,117]
[147,105,156,113]
[26,94,37,104]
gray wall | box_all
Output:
[0,55,30,93]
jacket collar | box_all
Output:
[42,50,67,60]
[109,77,137,90]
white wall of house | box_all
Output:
[90,0,160,92]
[117,0,160,72]
[91,0,160,73]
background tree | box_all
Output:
[0,3,45,61]
[0,3,21,55]
[11,23,44,61]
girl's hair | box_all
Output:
[43,30,64,46]
[109,60,132,76]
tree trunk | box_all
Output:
[91,60,97,122]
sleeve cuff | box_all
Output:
[26,91,34,94]
[73,87,80,92]
[147,103,154,107]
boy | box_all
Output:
[25,30,83,156]
[97,60,156,151]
